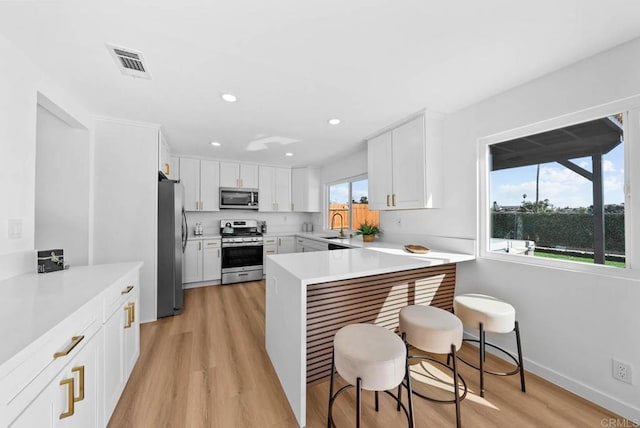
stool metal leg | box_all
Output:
[451,344,462,428]
[405,342,415,428]
[356,377,362,428]
[375,391,379,412]
[327,349,335,428]
[515,321,526,393]
[479,322,485,398]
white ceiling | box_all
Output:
[2,1,640,167]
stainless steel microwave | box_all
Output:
[219,187,259,210]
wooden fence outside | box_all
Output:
[328,203,379,230]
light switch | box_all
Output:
[8,219,22,239]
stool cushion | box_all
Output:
[399,305,463,354]
[453,294,516,334]
[334,323,406,391]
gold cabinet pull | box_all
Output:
[196,201,199,210]
[206,242,217,246]
[392,194,396,206]
[130,302,135,323]
[72,366,85,402]
[124,304,133,329]
[54,336,84,359]
[121,285,134,295]
[59,377,75,419]
[386,194,390,207]
[198,241,202,251]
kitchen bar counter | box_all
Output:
[265,247,473,427]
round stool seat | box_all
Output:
[334,323,406,391]
[454,294,515,334]
[399,305,463,354]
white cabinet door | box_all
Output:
[219,162,240,188]
[183,240,203,283]
[123,293,139,380]
[199,160,220,211]
[202,239,221,281]
[240,164,259,188]
[274,167,291,212]
[291,168,320,212]
[180,158,200,212]
[167,156,180,179]
[392,115,426,210]
[367,131,393,210]
[55,332,100,428]
[263,243,277,275]
[103,309,124,422]
[9,386,54,428]
[258,166,276,212]
[277,236,295,254]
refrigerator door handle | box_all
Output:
[182,209,188,253]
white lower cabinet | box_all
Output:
[2,264,141,428]
[295,237,328,253]
[184,238,222,283]
[277,236,295,254]
[263,236,295,275]
[202,239,222,282]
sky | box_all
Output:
[490,142,625,208]
[329,179,369,204]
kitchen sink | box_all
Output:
[319,236,344,240]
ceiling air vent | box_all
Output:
[106,44,151,79]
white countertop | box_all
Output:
[268,247,473,284]
[0,262,143,366]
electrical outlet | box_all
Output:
[612,359,632,384]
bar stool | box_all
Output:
[453,294,526,398]
[328,323,414,428]
[399,305,467,428]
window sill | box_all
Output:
[479,250,640,282]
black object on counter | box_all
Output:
[37,249,64,273]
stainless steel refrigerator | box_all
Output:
[157,179,187,317]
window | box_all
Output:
[486,113,627,268]
[327,177,379,231]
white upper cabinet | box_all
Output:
[259,166,291,212]
[291,167,320,212]
[179,158,220,211]
[367,113,442,210]
[220,162,259,188]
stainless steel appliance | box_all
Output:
[220,219,263,284]
[157,179,187,317]
[219,187,259,210]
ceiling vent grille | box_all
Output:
[106,44,151,79]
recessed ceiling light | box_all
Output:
[328,118,341,125]
[210,141,221,147]
[285,152,294,157]
[221,93,237,103]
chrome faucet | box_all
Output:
[331,212,345,237]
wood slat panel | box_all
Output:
[306,264,456,384]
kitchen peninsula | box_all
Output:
[265,246,474,427]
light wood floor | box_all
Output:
[109,281,624,427]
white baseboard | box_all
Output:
[462,331,640,422]
[183,280,221,289]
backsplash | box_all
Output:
[185,210,317,236]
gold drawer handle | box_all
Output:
[59,377,75,419]
[386,194,390,206]
[124,302,135,328]
[72,366,85,402]
[392,194,396,206]
[206,242,218,246]
[121,285,134,295]
[54,335,84,359]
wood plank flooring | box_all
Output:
[108,281,625,428]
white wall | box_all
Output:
[0,34,91,280]
[382,37,640,420]
[35,105,90,266]
[92,118,158,323]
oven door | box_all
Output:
[221,244,263,272]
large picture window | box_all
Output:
[488,113,626,268]
[327,177,379,231]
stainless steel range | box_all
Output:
[220,219,264,285]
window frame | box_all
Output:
[478,99,640,279]
[325,174,371,233]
